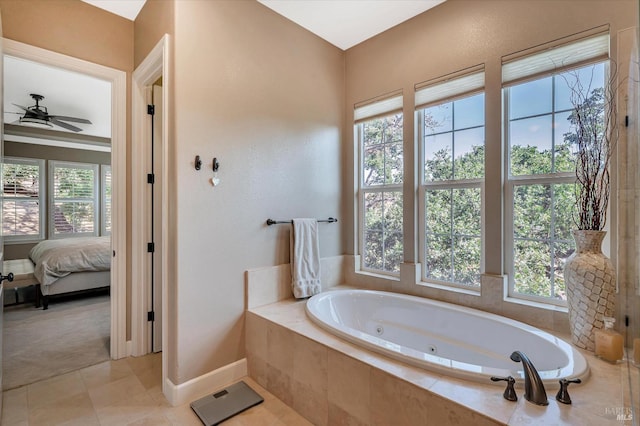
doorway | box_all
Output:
[131,34,169,396]
[2,39,127,361]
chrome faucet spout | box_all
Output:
[510,351,548,406]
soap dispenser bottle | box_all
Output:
[595,317,623,363]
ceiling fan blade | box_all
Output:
[49,115,92,124]
[12,104,30,113]
[50,118,82,132]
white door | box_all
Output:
[151,83,163,353]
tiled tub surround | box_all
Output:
[246,256,346,310]
[247,295,632,425]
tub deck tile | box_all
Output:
[248,292,630,425]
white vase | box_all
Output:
[564,230,616,351]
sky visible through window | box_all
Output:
[425,94,484,161]
[509,64,605,157]
[424,64,604,158]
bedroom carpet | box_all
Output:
[2,291,110,390]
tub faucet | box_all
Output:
[510,351,548,406]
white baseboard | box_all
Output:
[163,358,247,406]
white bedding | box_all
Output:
[29,236,111,287]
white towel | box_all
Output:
[290,218,321,299]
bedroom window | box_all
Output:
[355,93,404,275]
[49,161,99,238]
[2,157,45,241]
[503,31,609,305]
[101,165,111,235]
[416,66,485,288]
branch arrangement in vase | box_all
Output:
[563,62,618,231]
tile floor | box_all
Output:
[1,352,311,425]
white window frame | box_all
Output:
[101,164,112,236]
[355,94,404,276]
[503,68,606,306]
[502,30,609,306]
[2,157,45,242]
[416,66,486,290]
[417,95,485,290]
[49,160,99,239]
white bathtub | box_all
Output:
[305,289,589,386]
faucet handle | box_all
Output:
[491,376,517,401]
[556,378,581,404]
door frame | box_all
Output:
[3,38,128,359]
[131,35,169,380]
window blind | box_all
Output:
[2,157,44,239]
[415,65,484,110]
[102,165,112,235]
[50,161,99,236]
[354,93,403,123]
[502,32,609,86]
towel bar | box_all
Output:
[266,217,338,226]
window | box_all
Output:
[50,161,99,238]
[2,157,45,241]
[356,94,404,274]
[503,32,609,304]
[101,165,112,235]
[417,67,485,287]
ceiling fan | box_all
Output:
[11,93,92,132]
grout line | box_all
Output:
[624,347,637,423]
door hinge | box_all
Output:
[147,311,155,321]
[147,242,155,253]
[147,173,155,184]
[147,104,155,115]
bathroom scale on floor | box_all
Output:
[191,381,264,425]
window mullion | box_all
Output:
[424,179,483,189]
[449,187,454,282]
[550,184,556,298]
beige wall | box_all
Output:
[0,0,132,70]
[134,0,174,69]
[168,0,344,383]
[4,141,111,164]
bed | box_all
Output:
[28,236,111,309]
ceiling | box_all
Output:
[3,55,112,139]
[81,0,146,21]
[81,0,445,50]
[4,0,444,141]
[258,0,445,50]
